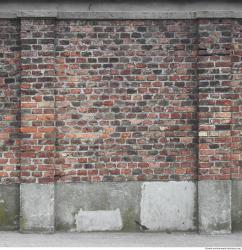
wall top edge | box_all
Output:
[1,10,242,19]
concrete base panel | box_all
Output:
[55,182,141,232]
[232,180,242,231]
[140,181,197,231]
[0,184,19,230]
[198,180,231,234]
[20,184,55,233]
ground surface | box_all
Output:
[0,232,241,247]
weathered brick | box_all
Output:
[0,17,241,184]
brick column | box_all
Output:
[231,19,242,231]
[19,18,56,233]
[0,19,21,184]
[197,19,232,234]
[0,19,21,230]
[231,20,242,180]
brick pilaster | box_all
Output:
[20,18,56,183]
[0,19,21,184]
[231,20,242,179]
[198,19,233,180]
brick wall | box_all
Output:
[0,20,20,184]
[20,19,56,183]
[231,19,242,179]
[198,19,232,180]
[0,18,241,184]
[55,20,198,182]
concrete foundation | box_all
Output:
[0,181,236,233]
[198,180,231,234]
[0,184,19,230]
[232,180,242,231]
[20,184,55,233]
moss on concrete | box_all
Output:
[0,203,9,226]
[122,208,138,232]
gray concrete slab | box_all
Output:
[20,184,55,233]
[198,180,231,234]
[55,182,141,232]
[140,181,197,231]
[232,180,242,231]
[1,0,242,19]
[0,10,241,19]
[0,184,19,230]
[0,232,241,247]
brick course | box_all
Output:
[0,18,241,183]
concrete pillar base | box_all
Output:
[198,180,231,234]
[232,180,242,231]
[20,184,55,233]
[0,184,19,230]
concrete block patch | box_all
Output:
[198,180,231,234]
[75,208,123,232]
[140,181,197,231]
[20,184,55,233]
